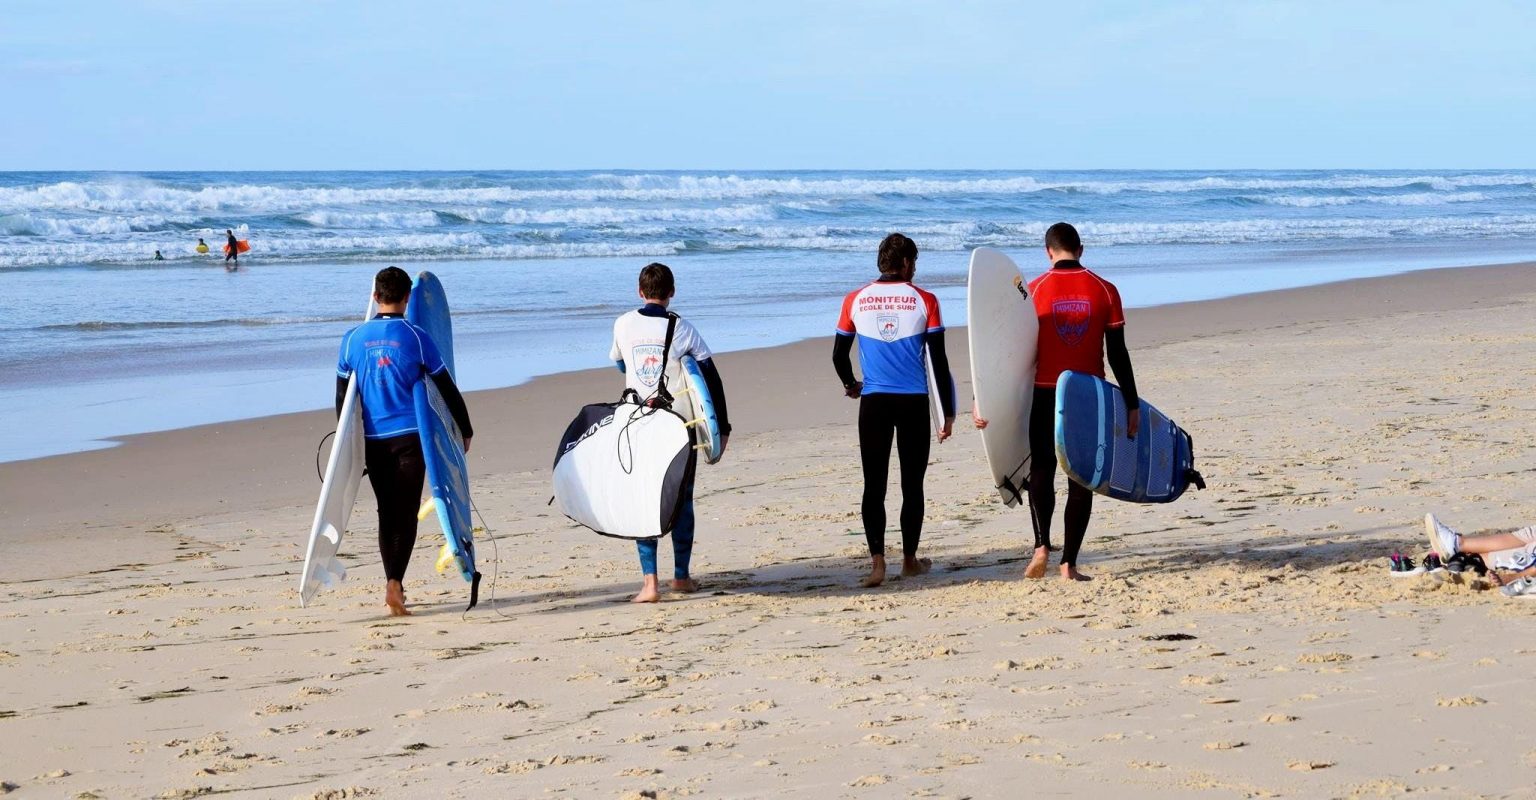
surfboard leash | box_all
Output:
[468,494,518,621]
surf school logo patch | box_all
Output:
[632,344,666,388]
[1051,299,1092,347]
[876,313,900,342]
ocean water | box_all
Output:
[4,169,1536,462]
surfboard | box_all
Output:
[676,355,723,464]
[1054,370,1203,503]
[924,349,951,440]
[299,293,376,607]
[195,244,209,254]
[222,240,250,255]
[406,271,455,376]
[966,247,1038,506]
[406,271,477,599]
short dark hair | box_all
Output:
[877,233,917,276]
[374,266,413,304]
[1044,222,1082,254]
[638,262,675,300]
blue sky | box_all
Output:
[4,0,1534,170]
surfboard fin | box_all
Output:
[435,542,455,574]
[417,498,436,521]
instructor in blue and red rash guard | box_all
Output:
[833,233,956,589]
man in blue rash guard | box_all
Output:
[610,262,732,603]
[336,266,473,617]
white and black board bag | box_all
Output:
[552,313,698,539]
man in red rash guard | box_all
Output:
[975,222,1139,582]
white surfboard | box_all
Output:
[924,349,947,439]
[299,294,376,606]
[967,247,1038,507]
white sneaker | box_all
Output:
[1500,577,1536,599]
[1425,513,1460,558]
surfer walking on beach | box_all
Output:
[336,266,473,616]
[975,223,1137,582]
[833,233,956,588]
[611,262,732,603]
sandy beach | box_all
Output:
[3,262,1536,798]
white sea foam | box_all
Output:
[295,210,441,228]
[1256,191,1490,207]
[1,174,1530,216]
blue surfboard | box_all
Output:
[678,354,722,464]
[407,271,455,378]
[1054,371,1203,504]
[406,271,478,602]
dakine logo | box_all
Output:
[564,412,617,453]
[876,313,900,342]
[632,344,666,387]
[1051,299,1092,347]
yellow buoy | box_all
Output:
[195,244,209,254]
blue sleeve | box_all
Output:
[337,330,353,377]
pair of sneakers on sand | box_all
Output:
[1425,514,1536,598]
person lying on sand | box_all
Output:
[832,233,955,588]
[1426,513,1536,592]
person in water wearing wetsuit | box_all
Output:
[609,262,732,603]
[225,229,240,267]
[833,233,956,588]
[335,266,473,616]
[975,223,1138,582]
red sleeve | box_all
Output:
[1105,280,1126,328]
[917,287,943,331]
[836,289,857,335]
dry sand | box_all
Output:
[3,263,1535,798]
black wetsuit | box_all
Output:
[832,276,956,559]
[225,234,239,263]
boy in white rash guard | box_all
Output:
[610,262,732,603]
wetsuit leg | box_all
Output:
[1061,481,1094,566]
[636,539,659,576]
[893,394,930,559]
[1026,386,1057,551]
[671,482,696,579]
[365,434,426,582]
[858,394,896,556]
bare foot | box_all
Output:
[672,577,701,593]
[631,575,661,604]
[1060,564,1092,582]
[1024,547,1050,580]
[385,580,411,616]
[860,556,887,588]
[901,557,932,577]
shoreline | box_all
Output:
[3,260,1532,577]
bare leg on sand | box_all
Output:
[632,575,661,604]
[1060,564,1091,582]
[672,578,700,593]
[901,556,932,577]
[385,579,411,616]
[1025,545,1049,579]
[861,555,887,588]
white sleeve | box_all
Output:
[609,318,624,362]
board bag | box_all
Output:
[552,312,697,539]
[1054,371,1205,504]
